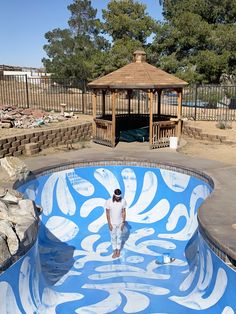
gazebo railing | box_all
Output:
[93,118,113,147]
[151,120,178,148]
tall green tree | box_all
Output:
[101,0,157,74]
[43,0,108,89]
[162,0,236,24]
[103,0,156,43]
[151,0,236,83]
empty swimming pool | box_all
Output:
[0,162,235,313]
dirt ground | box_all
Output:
[179,120,236,165]
[1,115,236,165]
[179,138,236,165]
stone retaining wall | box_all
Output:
[182,123,234,144]
[0,122,92,158]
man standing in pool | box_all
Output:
[105,189,127,258]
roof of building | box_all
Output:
[88,50,188,90]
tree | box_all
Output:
[101,0,157,74]
[43,0,158,82]
[151,0,236,83]
[102,39,146,75]
[102,0,156,43]
[162,0,236,24]
[43,0,108,89]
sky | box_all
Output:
[0,0,163,68]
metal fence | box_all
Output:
[0,75,92,114]
[181,84,236,121]
[0,75,236,121]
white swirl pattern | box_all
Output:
[160,169,191,192]
[45,216,79,242]
[0,282,21,314]
[1,165,235,314]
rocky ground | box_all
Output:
[0,105,92,139]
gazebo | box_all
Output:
[88,50,188,149]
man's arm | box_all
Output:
[106,208,113,231]
[121,207,126,231]
[122,207,126,222]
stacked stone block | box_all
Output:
[182,124,233,144]
[24,143,40,156]
[0,123,92,158]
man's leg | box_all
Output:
[116,225,123,258]
[110,226,118,258]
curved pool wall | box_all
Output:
[0,163,236,314]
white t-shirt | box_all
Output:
[105,198,127,225]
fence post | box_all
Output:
[81,91,85,114]
[25,74,30,108]
[81,80,87,114]
[194,83,198,120]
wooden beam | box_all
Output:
[157,89,162,116]
[111,90,117,147]
[102,90,106,117]
[148,90,153,149]
[127,90,132,115]
[138,91,140,114]
[92,91,97,139]
[177,89,183,138]
[177,88,182,119]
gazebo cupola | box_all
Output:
[133,50,147,63]
[88,50,188,148]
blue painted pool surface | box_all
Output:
[0,165,235,313]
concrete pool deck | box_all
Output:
[1,140,236,266]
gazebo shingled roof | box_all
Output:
[88,50,188,89]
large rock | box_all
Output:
[18,199,40,219]
[0,233,11,267]
[1,157,30,181]
[7,200,40,224]
[0,187,7,197]
[0,187,41,271]
[1,188,24,204]
[0,200,9,220]
[0,220,19,255]
[15,218,39,248]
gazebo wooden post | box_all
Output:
[157,89,162,117]
[177,88,183,138]
[148,90,153,149]
[127,90,132,115]
[102,90,106,117]
[138,91,140,114]
[111,90,117,147]
[92,90,97,139]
